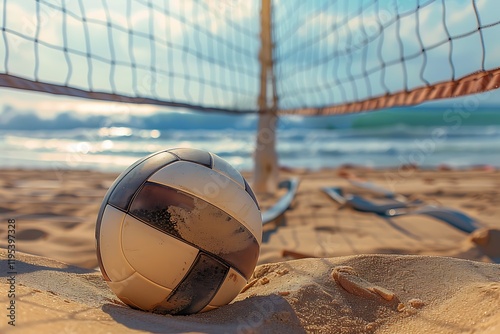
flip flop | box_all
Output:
[262,178,300,225]
[322,187,481,233]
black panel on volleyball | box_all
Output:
[107,151,178,211]
[153,253,229,315]
[244,179,260,210]
[167,148,212,168]
[129,182,192,239]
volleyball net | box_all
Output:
[273,0,500,115]
[0,0,499,116]
[0,0,261,113]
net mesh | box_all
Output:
[273,0,500,115]
[0,0,499,115]
[0,0,260,113]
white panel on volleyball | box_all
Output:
[121,214,199,289]
[99,205,135,282]
[149,161,262,244]
[209,267,247,307]
[107,272,172,311]
[209,152,245,189]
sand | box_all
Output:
[0,167,499,333]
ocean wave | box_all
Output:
[2,124,500,172]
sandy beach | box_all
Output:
[1,167,499,333]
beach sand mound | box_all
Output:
[1,250,499,334]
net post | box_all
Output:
[253,0,279,194]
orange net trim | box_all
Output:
[279,67,500,116]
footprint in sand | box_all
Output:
[16,229,48,241]
[331,266,396,301]
[0,206,14,214]
[314,226,342,233]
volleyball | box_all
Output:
[95,148,262,315]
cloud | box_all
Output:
[0,104,260,131]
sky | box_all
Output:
[0,0,500,118]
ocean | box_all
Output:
[1,106,500,173]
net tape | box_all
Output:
[0,0,499,115]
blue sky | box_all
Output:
[0,0,499,118]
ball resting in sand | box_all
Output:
[95,148,262,315]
